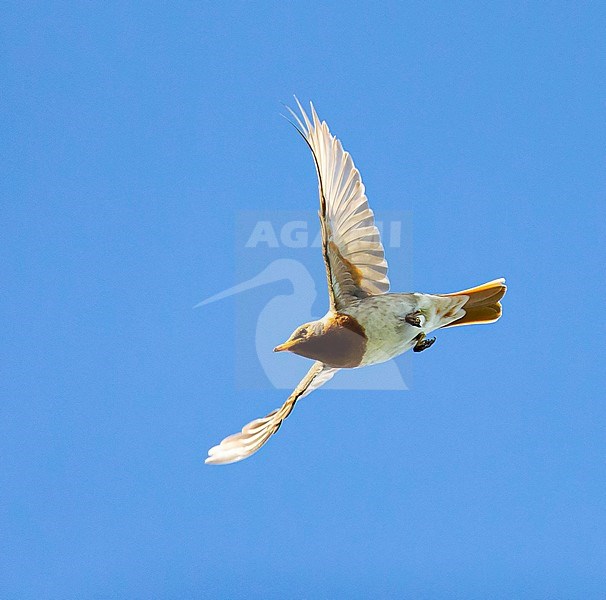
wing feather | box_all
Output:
[205,362,339,465]
[287,100,390,309]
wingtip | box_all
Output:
[294,96,312,130]
[294,94,304,114]
[309,101,321,127]
[204,449,244,466]
[282,96,308,135]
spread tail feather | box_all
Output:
[441,278,506,328]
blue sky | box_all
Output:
[2,2,605,598]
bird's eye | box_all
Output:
[298,328,307,338]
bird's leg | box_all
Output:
[413,332,436,353]
[405,310,424,328]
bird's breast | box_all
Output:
[290,313,367,368]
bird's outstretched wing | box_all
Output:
[205,362,339,465]
[286,99,390,311]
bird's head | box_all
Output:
[273,320,324,354]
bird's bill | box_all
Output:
[273,339,298,352]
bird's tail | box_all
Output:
[440,278,506,328]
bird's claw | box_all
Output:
[405,311,424,328]
[413,336,436,353]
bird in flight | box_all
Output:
[205,100,506,465]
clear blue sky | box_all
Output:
[2,3,605,598]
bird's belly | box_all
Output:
[359,326,415,366]
[345,296,422,367]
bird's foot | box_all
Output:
[405,310,424,328]
[413,335,436,353]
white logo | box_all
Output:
[197,213,412,391]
